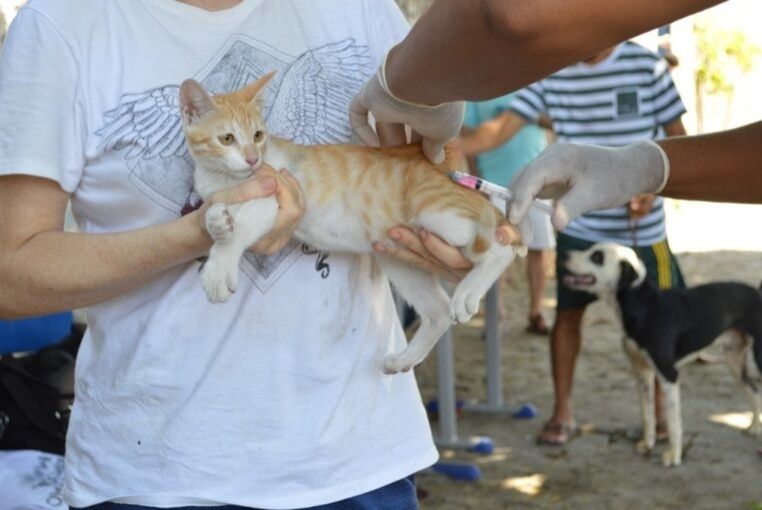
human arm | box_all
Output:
[659,121,762,202]
[351,0,720,163]
[0,169,302,319]
[663,117,687,137]
[506,121,762,230]
[458,111,527,156]
[627,194,657,219]
[384,0,722,104]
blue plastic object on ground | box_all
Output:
[512,403,539,419]
[468,437,494,455]
[0,312,73,355]
[426,399,464,416]
[430,463,482,481]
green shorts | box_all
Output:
[556,233,685,310]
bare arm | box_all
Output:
[459,111,526,156]
[0,170,294,319]
[663,117,687,137]
[0,176,210,318]
[386,0,722,104]
[659,121,762,202]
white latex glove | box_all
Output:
[349,54,465,164]
[507,141,670,231]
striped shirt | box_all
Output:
[511,41,686,246]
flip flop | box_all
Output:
[536,420,578,445]
[526,314,550,335]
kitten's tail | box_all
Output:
[472,205,500,258]
[477,204,528,258]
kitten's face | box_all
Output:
[179,73,273,178]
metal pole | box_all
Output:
[433,328,493,453]
[461,282,538,419]
[485,283,503,406]
[436,328,458,443]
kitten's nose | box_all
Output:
[246,156,259,167]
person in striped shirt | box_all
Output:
[459,41,687,445]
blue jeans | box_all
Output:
[73,476,417,510]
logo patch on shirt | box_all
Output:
[615,89,640,117]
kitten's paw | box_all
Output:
[382,354,415,375]
[635,439,654,455]
[200,257,238,303]
[661,449,681,467]
[205,203,234,243]
[743,421,762,437]
[450,286,481,324]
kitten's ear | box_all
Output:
[179,79,216,124]
[241,71,276,105]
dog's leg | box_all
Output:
[623,338,656,453]
[745,326,762,436]
[722,330,762,436]
[377,255,453,374]
[748,388,762,436]
[201,197,278,303]
[658,378,683,466]
[742,350,762,436]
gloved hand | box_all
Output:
[507,141,670,231]
[349,53,465,164]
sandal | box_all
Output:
[526,313,550,335]
[536,420,578,445]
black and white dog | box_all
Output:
[563,243,762,466]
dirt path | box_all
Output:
[416,250,762,510]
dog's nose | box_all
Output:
[246,156,259,167]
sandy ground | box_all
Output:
[414,245,762,510]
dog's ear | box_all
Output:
[618,260,639,291]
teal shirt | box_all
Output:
[463,95,546,185]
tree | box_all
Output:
[694,20,760,132]
[395,0,433,21]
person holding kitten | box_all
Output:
[0,0,437,508]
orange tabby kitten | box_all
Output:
[179,73,520,374]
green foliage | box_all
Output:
[694,20,761,97]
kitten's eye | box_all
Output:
[219,133,235,146]
[253,130,264,142]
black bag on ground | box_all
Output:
[0,325,84,454]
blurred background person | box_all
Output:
[461,96,554,335]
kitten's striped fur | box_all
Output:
[181,73,519,374]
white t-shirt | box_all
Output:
[0,1,438,508]
[0,450,66,510]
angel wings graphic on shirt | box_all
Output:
[95,36,371,290]
[96,36,371,210]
